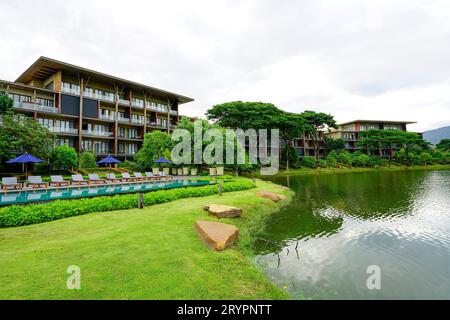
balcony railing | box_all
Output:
[49,127,79,134]
[83,91,115,103]
[99,114,115,121]
[61,87,81,95]
[170,110,178,116]
[131,118,145,125]
[82,130,114,137]
[118,135,143,140]
[13,101,59,114]
[118,116,130,123]
[118,98,130,106]
[132,101,144,108]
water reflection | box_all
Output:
[255,170,450,299]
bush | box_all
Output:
[0,180,256,228]
[301,156,316,168]
[118,160,142,172]
[79,151,97,169]
[50,145,78,171]
[352,153,371,167]
[326,151,338,168]
[337,151,353,166]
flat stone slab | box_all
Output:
[276,185,291,191]
[195,220,239,251]
[204,204,242,218]
[256,190,287,202]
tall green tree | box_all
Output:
[79,151,97,168]
[324,137,345,155]
[206,101,284,130]
[0,112,55,164]
[436,139,450,151]
[300,111,337,160]
[50,144,78,171]
[135,130,172,169]
[0,84,13,114]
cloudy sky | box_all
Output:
[1,0,449,132]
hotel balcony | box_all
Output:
[118,135,143,140]
[99,114,115,121]
[61,87,81,95]
[132,101,144,108]
[131,118,145,125]
[118,98,130,106]
[13,101,59,114]
[170,110,178,116]
[118,116,130,123]
[48,127,79,135]
[82,130,114,137]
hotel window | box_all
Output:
[61,82,80,95]
[119,143,138,155]
[55,139,74,148]
[82,140,110,154]
[341,124,355,132]
[35,97,54,107]
[360,124,379,131]
[384,124,402,130]
[38,118,75,133]
[8,93,32,104]
[132,97,144,108]
[157,118,167,128]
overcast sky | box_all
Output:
[1,0,449,132]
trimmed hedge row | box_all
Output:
[0,180,256,228]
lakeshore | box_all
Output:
[0,178,293,299]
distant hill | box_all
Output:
[423,125,450,145]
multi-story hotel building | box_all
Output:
[0,57,193,159]
[326,120,417,156]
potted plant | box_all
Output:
[152,167,159,175]
[177,168,183,176]
[209,167,217,177]
[171,167,178,175]
[190,167,198,176]
[182,167,189,175]
[216,166,224,176]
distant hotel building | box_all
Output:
[0,57,193,159]
[326,120,417,156]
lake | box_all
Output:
[255,170,450,299]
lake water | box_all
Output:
[256,170,450,299]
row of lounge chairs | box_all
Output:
[1,172,174,192]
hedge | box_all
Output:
[0,180,256,228]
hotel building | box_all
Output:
[326,120,417,156]
[0,57,193,159]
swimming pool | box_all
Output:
[0,179,212,206]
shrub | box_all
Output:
[337,151,353,166]
[50,144,78,171]
[0,180,256,228]
[326,151,338,168]
[352,153,371,167]
[79,151,97,169]
[301,156,316,168]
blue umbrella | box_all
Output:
[97,155,121,165]
[7,153,45,178]
[153,157,173,164]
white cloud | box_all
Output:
[0,0,449,131]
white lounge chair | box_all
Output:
[88,174,107,186]
[71,174,90,187]
[50,175,70,187]
[133,172,146,182]
[1,177,22,192]
[28,176,48,189]
[106,173,123,184]
[121,172,137,183]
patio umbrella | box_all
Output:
[97,155,121,168]
[6,153,44,179]
[153,157,173,164]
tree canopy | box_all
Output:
[0,112,55,164]
[135,130,173,169]
[436,139,450,151]
[50,144,78,171]
[0,85,13,114]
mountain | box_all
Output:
[423,126,450,145]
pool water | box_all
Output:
[0,179,212,206]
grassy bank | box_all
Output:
[0,178,292,299]
[259,164,450,177]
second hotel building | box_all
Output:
[0,56,194,159]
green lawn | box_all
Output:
[0,179,291,300]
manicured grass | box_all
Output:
[263,164,450,177]
[0,178,292,300]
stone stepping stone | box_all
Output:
[204,204,242,218]
[256,190,287,202]
[194,220,239,251]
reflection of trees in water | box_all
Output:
[254,170,428,255]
